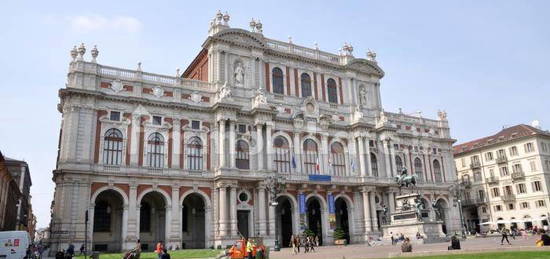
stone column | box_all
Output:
[258,185,267,236]
[321,133,329,174]
[230,185,238,237]
[388,191,396,215]
[219,120,226,168]
[358,136,366,177]
[383,139,392,178]
[229,121,236,168]
[364,137,372,176]
[130,115,141,166]
[266,123,273,171]
[219,185,228,236]
[362,189,371,233]
[256,125,263,170]
[268,192,276,237]
[126,184,138,246]
[369,191,378,231]
[348,135,357,176]
[172,119,181,168]
[293,132,301,174]
[170,185,181,246]
[389,141,397,177]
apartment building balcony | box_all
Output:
[485,176,498,184]
[501,194,516,202]
[496,156,508,164]
[470,161,481,169]
[511,171,525,180]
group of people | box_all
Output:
[289,235,319,254]
[389,232,406,245]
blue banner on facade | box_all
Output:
[299,193,306,214]
[328,193,335,214]
[308,175,332,182]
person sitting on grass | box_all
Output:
[536,230,550,247]
[401,238,412,253]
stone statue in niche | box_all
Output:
[218,81,232,101]
[234,61,245,86]
[253,89,267,107]
[359,86,368,106]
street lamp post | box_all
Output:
[265,175,286,251]
[453,184,467,239]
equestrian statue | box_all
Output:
[394,168,417,188]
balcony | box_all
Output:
[461,180,472,188]
[470,161,481,169]
[462,197,488,206]
[496,156,508,164]
[501,194,516,202]
[485,176,498,184]
[511,171,525,180]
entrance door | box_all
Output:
[237,210,250,239]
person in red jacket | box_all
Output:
[155,241,164,259]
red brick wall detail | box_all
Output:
[321,74,326,102]
[286,67,291,95]
[179,187,192,199]
[313,72,318,100]
[123,85,133,92]
[142,88,153,94]
[124,113,132,165]
[164,91,173,97]
[265,63,271,92]
[114,184,129,198]
[294,68,299,97]
[90,182,108,198]
[201,96,210,102]
[137,184,152,199]
[198,187,211,198]
[182,48,209,82]
[338,77,344,104]
[100,82,111,88]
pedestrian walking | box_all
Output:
[290,235,297,255]
[65,244,74,259]
[501,228,511,245]
[155,241,164,259]
[160,248,171,259]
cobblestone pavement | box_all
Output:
[269,235,546,259]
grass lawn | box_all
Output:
[394,250,550,259]
[74,249,222,259]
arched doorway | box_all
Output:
[435,199,449,234]
[140,191,167,251]
[275,196,294,248]
[182,193,206,249]
[306,197,323,245]
[335,198,350,244]
[93,190,124,252]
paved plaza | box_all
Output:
[269,236,549,259]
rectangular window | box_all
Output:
[504,185,513,195]
[492,187,500,197]
[529,160,536,172]
[461,158,466,168]
[546,160,550,170]
[517,183,526,194]
[508,203,514,210]
[497,149,506,158]
[524,142,534,153]
[238,124,246,133]
[482,207,487,213]
[489,168,495,177]
[521,202,529,209]
[152,116,162,125]
[542,142,548,152]
[536,200,546,208]
[533,181,542,192]
[495,205,502,211]
[110,111,121,121]
[485,152,493,161]
[499,166,509,176]
[478,190,485,201]
[474,172,482,182]
[512,164,522,173]
[510,146,518,156]
[191,120,200,130]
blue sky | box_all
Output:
[1,1,548,228]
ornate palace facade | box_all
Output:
[49,11,460,252]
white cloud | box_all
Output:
[69,15,142,33]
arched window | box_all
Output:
[331,142,346,176]
[303,139,319,174]
[370,153,378,177]
[103,128,123,165]
[414,158,423,182]
[327,78,338,103]
[147,133,164,168]
[187,137,203,171]
[274,136,291,173]
[395,155,403,172]
[301,73,312,97]
[272,67,284,94]
[236,140,250,170]
[433,160,443,183]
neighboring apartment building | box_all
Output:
[454,124,550,233]
[5,157,33,232]
[49,11,460,253]
[0,151,22,231]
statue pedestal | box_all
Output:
[381,193,447,243]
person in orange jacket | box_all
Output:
[155,241,164,259]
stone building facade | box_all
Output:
[49,11,460,252]
[454,124,550,233]
[0,151,22,231]
[4,156,33,234]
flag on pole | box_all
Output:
[291,155,297,169]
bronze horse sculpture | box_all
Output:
[394,168,418,188]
